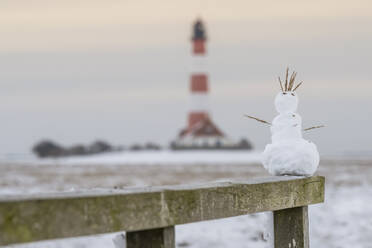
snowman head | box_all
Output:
[275,68,303,113]
[275,91,298,113]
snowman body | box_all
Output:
[262,92,319,176]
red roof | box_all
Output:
[179,118,225,138]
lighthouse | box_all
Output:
[171,18,253,150]
[171,18,252,150]
[188,19,209,129]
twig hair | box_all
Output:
[278,67,303,92]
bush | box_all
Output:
[32,140,65,158]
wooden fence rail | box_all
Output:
[0,176,324,248]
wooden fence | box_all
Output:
[0,176,324,248]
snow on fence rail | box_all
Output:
[0,176,324,248]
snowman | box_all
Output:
[247,68,322,176]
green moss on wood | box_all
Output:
[0,176,324,246]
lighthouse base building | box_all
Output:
[171,117,252,150]
[170,18,252,150]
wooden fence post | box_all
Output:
[126,226,175,248]
[273,206,309,248]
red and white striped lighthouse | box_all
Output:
[171,18,229,149]
[188,19,209,129]
[171,18,253,150]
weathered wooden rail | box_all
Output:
[0,176,324,248]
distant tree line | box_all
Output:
[32,140,162,158]
[32,138,252,158]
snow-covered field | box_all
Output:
[1,151,372,248]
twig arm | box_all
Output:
[303,125,325,131]
[244,115,272,126]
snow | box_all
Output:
[44,150,262,166]
[112,234,126,248]
[274,91,298,113]
[1,157,371,248]
[262,140,319,176]
[271,113,302,142]
[262,91,319,176]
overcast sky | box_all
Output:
[0,0,372,155]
